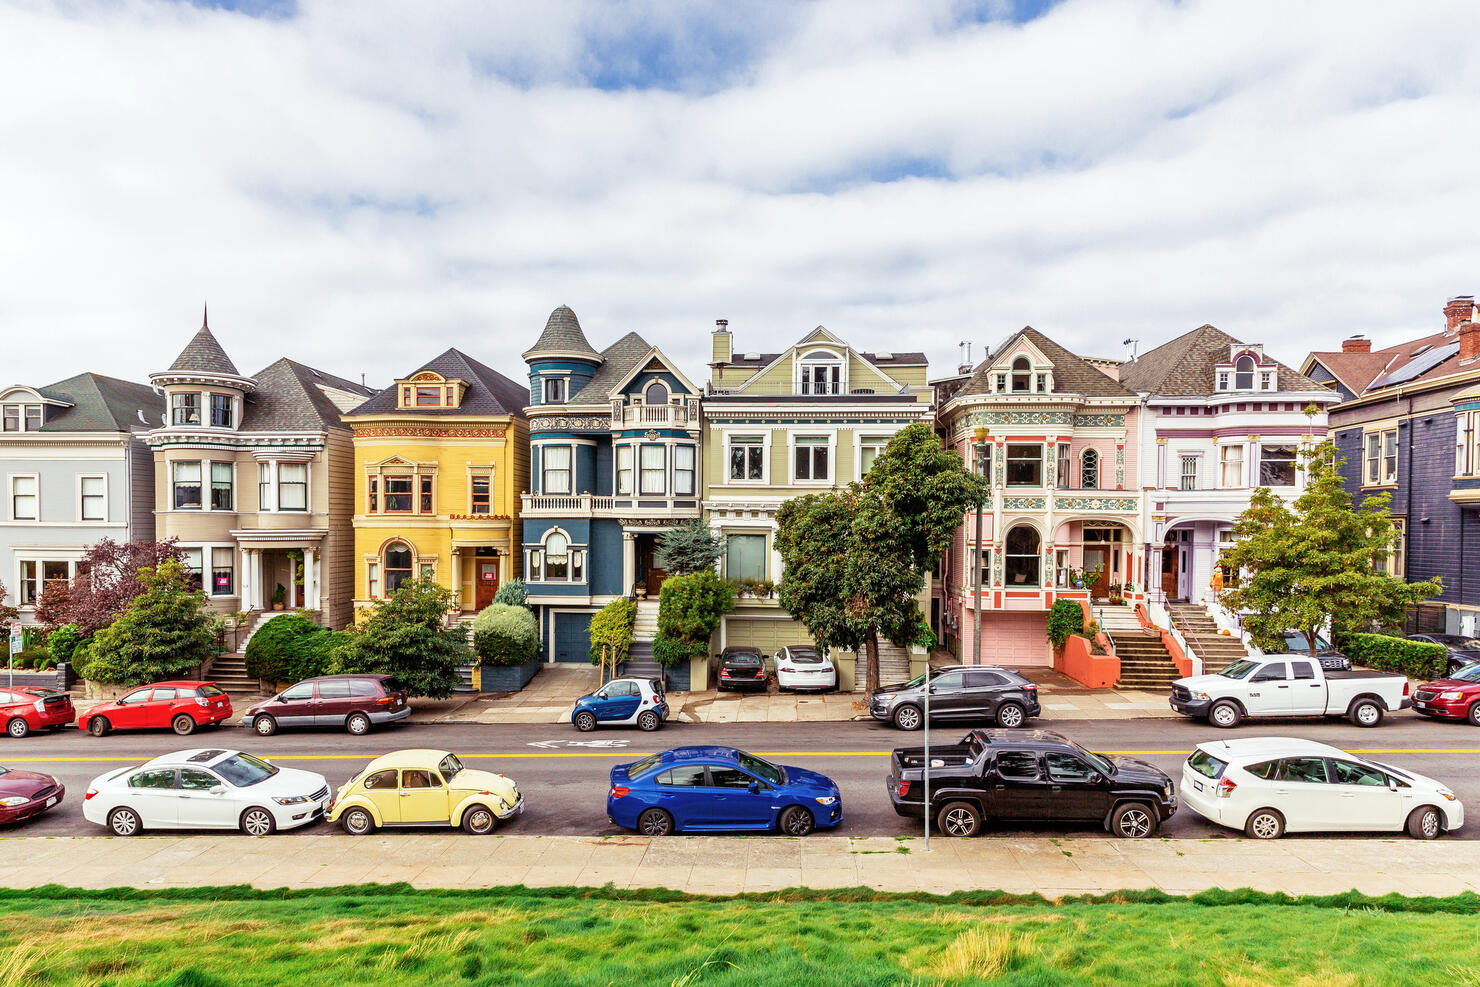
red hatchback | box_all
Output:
[1413,664,1480,725]
[0,688,76,738]
[78,681,233,737]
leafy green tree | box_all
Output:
[655,518,723,576]
[75,560,215,686]
[1221,439,1442,657]
[588,598,636,667]
[656,570,734,661]
[776,423,987,692]
[245,614,347,684]
[472,603,539,666]
[492,578,529,608]
[332,578,466,698]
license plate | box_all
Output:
[45,797,57,807]
[1416,702,1428,709]
[1192,780,1203,792]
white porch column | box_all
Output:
[450,548,463,609]
[240,547,253,611]
[303,548,318,611]
[498,548,510,583]
[622,532,637,594]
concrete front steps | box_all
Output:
[1095,605,1181,690]
[203,652,260,694]
[1167,603,1253,669]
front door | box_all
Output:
[925,671,969,718]
[177,768,233,828]
[1160,545,1179,600]
[642,536,667,597]
[986,751,1052,819]
[1085,548,1110,597]
[595,680,642,722]
[475,560,500,610]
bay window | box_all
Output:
[209,394,233,428]
[639,445,666,495]
[260,463,273,511]
[172,462,202,510]
[181,548,204,591]
[210,462,233,510]
[1055,445,1070,487]
[212,547,235,595]
[1220,444,1244,487]
[616,445,634,495]
[419,475,434,513]
[367,475,378,512]
[1258,445,1297,487]
[674,446,695,495]
[1006,444,1042,487]
[542,446,572,495]
[171,392,201,426]
[384,476,413,512]
[278,463,307,511]
[545,531,570,579]
[471,475,490,514]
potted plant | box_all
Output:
[272,583,286,611]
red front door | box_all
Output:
[475,561,500,609]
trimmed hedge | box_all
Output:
[1341,633,1447,679]
[471,603,539,666]
[245,614,347,685]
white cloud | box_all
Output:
[1,0,1479,393]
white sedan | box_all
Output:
[83,748,330,837]
[1180,737,1463,840]
[775,646,837,692]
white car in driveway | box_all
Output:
[775,646,837,692]
[1180,738,1463,840]
[83,748,331,837]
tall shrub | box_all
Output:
[656,570,734,663]
[492,578,529,609]
[331,578,466,698]
[245,614,346,685]
[76,560,214,686]
[1341,633,1447,680]
[589,598,636,666]
[655,519,722,576]
[1046,600,1085,650]
[45,624,82,664]
[472,603,539,666]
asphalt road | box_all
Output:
[3,714,1476,840]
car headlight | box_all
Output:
[0,796,30,807]
[1193,692,1211,701]
[273,794,315,805]
[815,796,838,805]
[1439,691,1464,701]
[877,694,896,702]
[1438,789,1457,802]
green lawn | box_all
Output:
[1,885,1477,986]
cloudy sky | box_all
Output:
[3,0,1479,391]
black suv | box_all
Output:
[888,729,1178,838]
[716,647,768,692]
[869,665,1040,730]
[1407,634,1480,677]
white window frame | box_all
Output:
[542,376,569,405]
[15,557,74,608]
[210,461,235,512]
[726,433,768,484]
[9,473,39,521]
[797,349,845,396]
[172,460,203,511]
[277,462,309,512]
[540,445,573,495]
[639,444,667,495]
[208,392,234,429]
[259,462,275,512]
[858,435,889,478]
[532,527,585,584]
[78,474,108,522]
[171,391,203,426]
[1220,443,1245,488]
[615,444,634,495]
[468,467,494,516]
[673,445,696,496]
[790,434,833,484]
[724,531,769,581]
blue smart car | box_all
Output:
[607,745,843,836]
[572,677,668,732]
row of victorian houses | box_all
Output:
[3,295,1476,689]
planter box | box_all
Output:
[662,661,691,691]
[5,663,73,691]
[479,656,541,693]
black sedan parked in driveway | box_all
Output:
[887,729,1178,838]
[717,647,768,692]
[869,665,1040,730]
[1407,634,1480,677]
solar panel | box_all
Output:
[1371,342,1458,388]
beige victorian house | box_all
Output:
[146,315,377,629]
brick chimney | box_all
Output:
[1460,321,1480,367]
[1341,335,1371,353]
[1444,296,1476,336]
[711,319,731,365]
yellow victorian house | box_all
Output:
[343,349,529,620]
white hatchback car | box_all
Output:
[775,646,837,692]
[1180,738,1463,840]
[83,748,331,837]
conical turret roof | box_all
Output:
[522,305,602,362]
[167,325,241,377]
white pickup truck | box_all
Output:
[1169,656,1411,728]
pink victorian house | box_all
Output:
[933,328,1143,667]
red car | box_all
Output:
[1413,663,1480,725]
[78,681,233,737]
[0,687,76,738]
[0,765,63,825]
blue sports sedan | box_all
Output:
[607,745,843,836]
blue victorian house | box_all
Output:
[521,306,703,666]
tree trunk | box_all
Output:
[864,631,881,694]
[1307,627,1319,661]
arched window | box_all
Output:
[1234,355,1255,390]
[544,531,569,579]
[1011,357,1032,392]
[1080,448,1099,490]
[384,542,413,594]
[799,350,843,395]
[643,381,668,405]
[1005,526,1041,586]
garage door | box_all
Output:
[981,611,1051,666]
[551,611,594,663]
[723,615,815,656]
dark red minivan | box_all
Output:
[241,675,409,736]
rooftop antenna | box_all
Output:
[1123,338,1138,361]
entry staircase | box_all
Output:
[1166,603,1253,670]
[1095,606,1181,690]
[621,600,664,681]
[202,609,283,694]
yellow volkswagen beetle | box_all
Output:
[328,749,522,836]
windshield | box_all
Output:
[736,751,785,786]
[626,753,663,779]
[1450,664,1480,684]
[439,754,465,781]
[213,753,279,788]
[789,649,823,664]
[196,685,225,698]
[1218,660,1260,680]
[1070,743,1114,776]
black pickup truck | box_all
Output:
[887,729,1178,838]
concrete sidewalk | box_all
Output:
[0,834,1471,898]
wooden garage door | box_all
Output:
[552,611,594,663]
[724,616,814,657]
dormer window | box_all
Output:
[1011,357,1031,392]
[799,350,843,395]
[1234,355,1255,390]
[1,405,43,431]
[544,377,567,404]
[395,372,466,409]
[415,387,442,407]
[643,381,669,405]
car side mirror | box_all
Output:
[1386,777,1398,792]
[1089,773,1104,785]
[209,786,226,796]
[747,781,759,794]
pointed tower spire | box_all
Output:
[202,302,209,331]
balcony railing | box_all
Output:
[520,492,701,518]
[619,404,690,427]
[705,382,915,398]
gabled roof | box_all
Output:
[239,359,377,432]
[1119,324,1323,397]
[36,373,164,432]
[605,347,701,399]
[522,305,601,361]
[344,349,526,420]
[166,326,241,378]
[723,350,927,368]
[567,332,653,404]
[1303,326,1469,397]
[953,327,1137,400]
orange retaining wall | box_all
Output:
[1137,603,1193,677]
[1056,633,1120,689]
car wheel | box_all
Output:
[345,713,371,736]
[1209,700,1242,729]
[108,806,142,837]
[893,703,923,731]
[1111,802,1157,839]
[88,716,111,738]
[1407,805,1443,840]
[1243,808,1285,840]
[253,715,278,737]
[340,806,376,835]
[778,805,815,837]
[574,711,597,732]
[995,702,1026,728]
[936,800,982,838]
[636,710,661,732]
[240,807,276,837]
[1469,702,1480,727]
[462,805,497,835]
[1349,700,1383,728]
[6,717,29,739]
[637,808,674,836]
[172,714,196,736]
